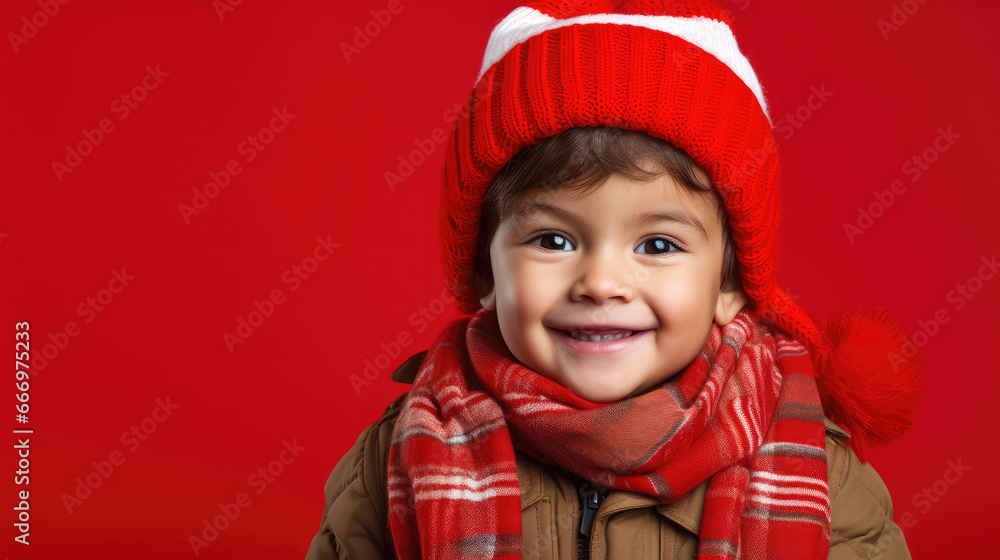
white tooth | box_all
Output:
[568,330,632,342]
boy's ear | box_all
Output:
[474,270,497,311]
[714,282,749,325]
[479,287,497,312]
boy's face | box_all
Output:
[479,167,748,403]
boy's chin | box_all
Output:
[563,378,642,404]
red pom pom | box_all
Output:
[814,305,924,463]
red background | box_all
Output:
[2,0,998,557]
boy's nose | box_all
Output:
[569,250,637,305]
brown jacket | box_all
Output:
[306,350,911,560]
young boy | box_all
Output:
[306,2,922,559]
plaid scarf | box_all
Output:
[388,306,831,559]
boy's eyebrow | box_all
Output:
[514,202,709,241]
[634,208,709,241]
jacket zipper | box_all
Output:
[577,479,610,560]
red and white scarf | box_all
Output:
[388,306,831,559]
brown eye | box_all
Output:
[530,232,575,251]
[637,237,682,255]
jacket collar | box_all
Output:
[823,416,851,441]
[390,350,427,383]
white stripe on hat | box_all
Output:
[477,6,771,124]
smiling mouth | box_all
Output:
[549,327,651,354]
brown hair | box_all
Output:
[473,126,740,300]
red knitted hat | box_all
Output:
[438,0,922,460]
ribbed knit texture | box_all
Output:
[528,0,732,19]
